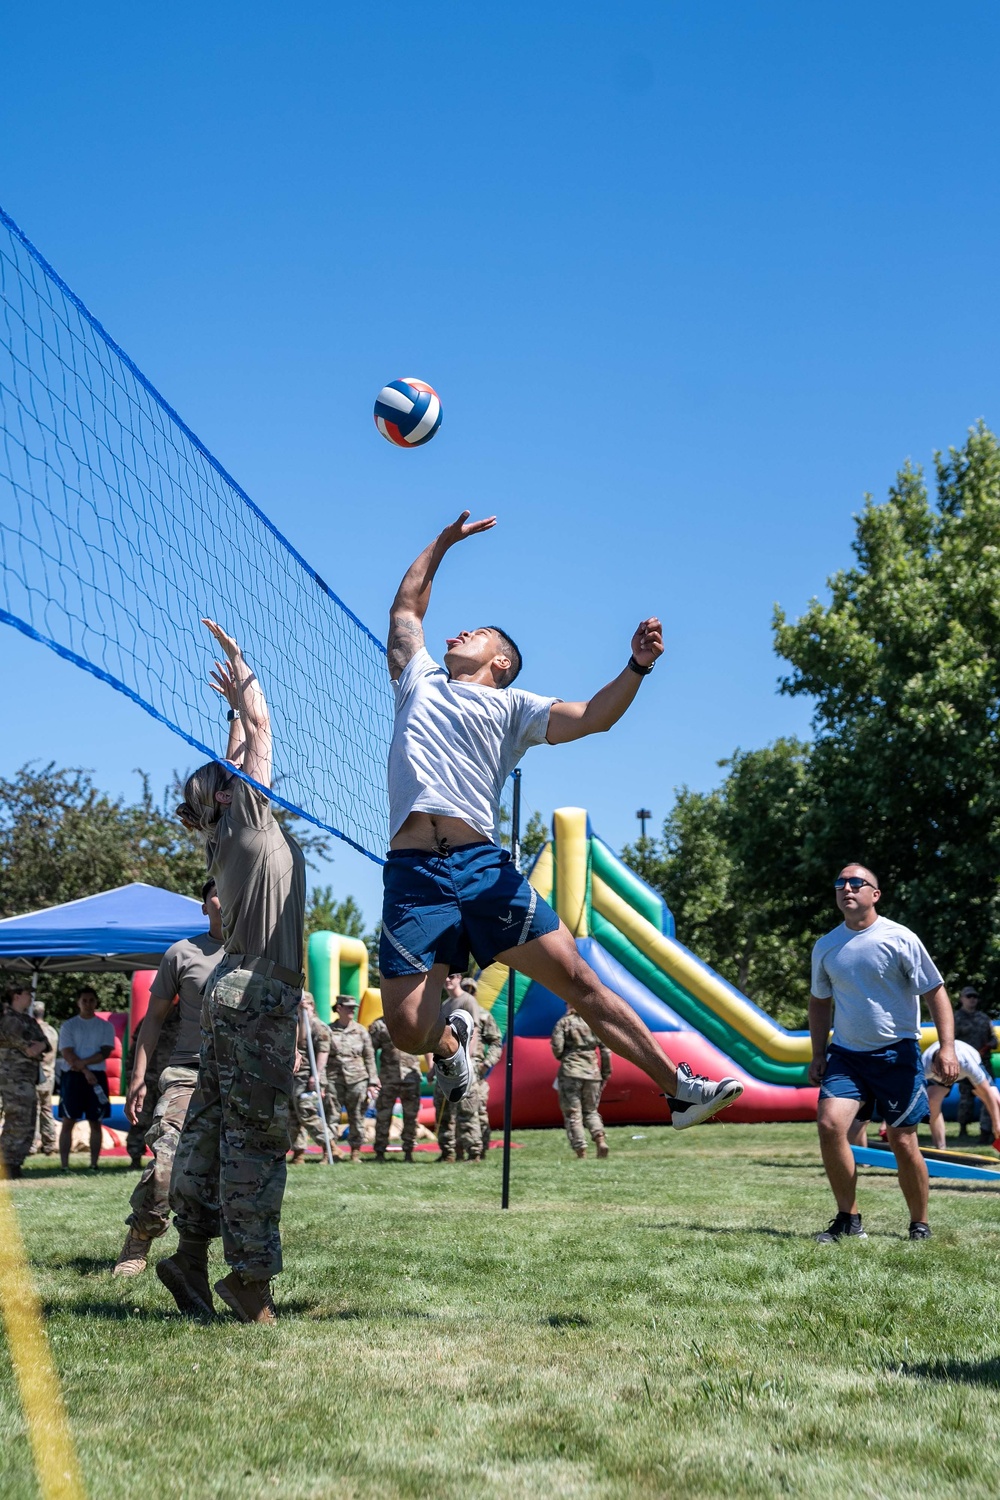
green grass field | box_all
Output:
[3,1123,1000,1499]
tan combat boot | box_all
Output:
[288,1148,306,1165]
[595,1135,609,1159]
[156,1243,215,1318]
[112,1228,152,1277]
[214,1272,277,1324]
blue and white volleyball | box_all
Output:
[373,377,443,448]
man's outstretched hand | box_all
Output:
[631,617,664,669]
[440,511,497,548]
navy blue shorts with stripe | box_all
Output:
[819,1039,928,1129]
[380,842,560,978]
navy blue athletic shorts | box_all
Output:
[58,1068,111,1122]
[819,1039,928,1129]
[380,842,560,978]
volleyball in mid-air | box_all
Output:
[373,377,443,448]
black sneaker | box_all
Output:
[908,1221,932,1241]
[815,1212,868,1244]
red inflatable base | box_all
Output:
[486,1034,817,1129]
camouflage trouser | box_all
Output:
[338,1078,369,1150]
[480,1085,491,1151]
[169,963,299,1280]
[436,1081,484,1160]
[324,1075,343,1131]
[558,1077,605,1152]
[126,1067,162,1164]
[126,1067,197,1237]
[34,1085,58,1153]
[0,1078,38,1169]
[957,1078,988,1131]
[374,1073,421,1154]
[289,1076,330,1153]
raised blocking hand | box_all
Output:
[440,510,497,548]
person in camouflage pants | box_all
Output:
[437,997,502,1161]
[288,994,334,1162]
[551,1004,612,1158]
[31,1001,59,1157]
[954,987,997,1140]
[369,1014,424,1161]
[327,995,378,1160]
[124,1004,181,1167]
[0,987,50,1178]
[170,960,300,1282]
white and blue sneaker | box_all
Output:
[669,1063,744,1129]
[434,1009,474,1103]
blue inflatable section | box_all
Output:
[514,936,685,1038]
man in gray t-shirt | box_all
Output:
[808,863,958,1244]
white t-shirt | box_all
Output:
[922,1038,992,1089]
[388,648,555,844]
[811,916,943,1052]
[58,1014,116,1068]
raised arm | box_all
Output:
[202,620,272,787]
[547,619,663,745]
[387,510,496,680]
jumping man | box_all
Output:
[378,512,743,1126]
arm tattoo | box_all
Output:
[387,614,424,677]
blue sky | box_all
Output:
[3,3,1000,926]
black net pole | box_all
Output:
[501,769,521,1209]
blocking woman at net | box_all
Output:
[159,619,306,1325]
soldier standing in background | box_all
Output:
[31,1000,59,1157]
[551,1004,612,1159]
[327,995,378,1161]
[114,880,225,1277]
[0,986,50,1178]
[953,987,997,1143]
[369,1013,426,1162]
[288,994,334,1163]
[436,994,502,1161]
[461,978,502,1151]
[124,1002,180,1168]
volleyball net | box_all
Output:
[0,206,393,861]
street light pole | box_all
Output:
[636,808,652,840]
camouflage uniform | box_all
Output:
[126,1066,198,1237]
[369,1016,423,1156]
[170,960,300,1279]
[476,1007,503,1150]
[33,1018,59,1155]
[289,1014,333,1153]
[327,1019,377,1151]
[551,1012,612,1152]
[437,1011,503,1161]
[0,1007,50,1171]
[955,1006,997,1133]
[125,1006,180,1165]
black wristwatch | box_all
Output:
[627,656,654,676]
[227,708,241,722]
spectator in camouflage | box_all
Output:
[369,1013,425,1161]
[327,995,378,1161]
[551,1004,612,1158]
[0,987,50,1177]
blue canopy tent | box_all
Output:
[0,883,206,974]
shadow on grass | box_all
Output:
[903,1355,1000,1387]
[42,1300,184,1322]
[637,1220,802,1240]
[44,1255,116,1274]
[278,1299,433,1322]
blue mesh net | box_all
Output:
[0,205,392,862]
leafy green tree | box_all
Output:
[622,740,815,1025]
[774,422,1000,994]
[520,810,549,864]
[305,886,367,941]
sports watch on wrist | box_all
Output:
[627,656,654,676]
[227,708,241,721]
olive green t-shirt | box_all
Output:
[207,779,306,976]
[150,932,225,1068]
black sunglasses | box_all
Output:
[834,877,876,892]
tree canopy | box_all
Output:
[625,423,1000,1022]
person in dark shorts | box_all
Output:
[809,864,959,1243]
[379,511,743,1130]
[58,988,115,1170]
